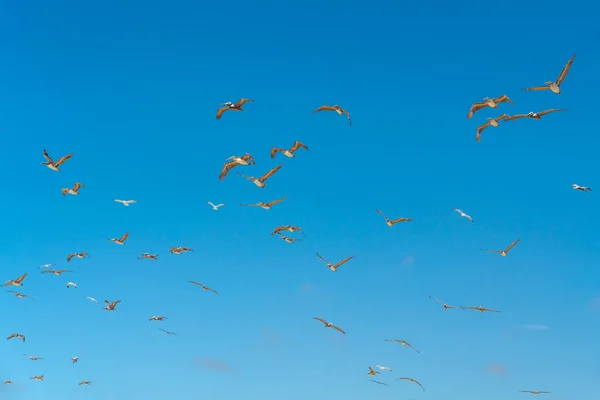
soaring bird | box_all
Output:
[429,296,458,310]
[505,109,566,121]
[62,182,85,196]
[85,296,98,303]
[270,141,309,159]
[29,375,44,381]
[4,380,12,384]
[572,184,592,192]
[385,339,420,353]
[71,356,79,363]
[462,305,501,313]
[23,354,44,361]
[367,367,380,376]
[149,316,167,321]
[66,282,77,288]
[452,208,474,222]
[67,252,88,262]
[316,253,354,272]
[376,209,412,227]
[41,269,72,276]
[108,232,129,245]
[237,165,283,188]
[481,239,520,257]
[216,98,255,119]
[475,114,510,142]
[519,391,551,396]
[103,300,121,311]
[138,253,159,260]
[3,273,27,287]
[79,381,92,385]
[397,377,425,391]
[7,290,34,299]
[466,95,513,119]
[41,149,73,171]
[189,281,219,295]
[313,317,345,334]
[206,201,225,210]
[369,380,388,386]
[7,333,25,342]
[169,246,193,255]
[114,199,138,207]
[522,54,576,94]
[159,328,177,335]
[271,225,303,236]
[39,263,55,269]
[313,105,352,126]
[276,232,302,243]
[375,365,393,372]
[218,153,255,180]
[240,197,287,209]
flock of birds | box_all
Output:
[3,52,592,395]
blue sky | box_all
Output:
[1,0,599,399]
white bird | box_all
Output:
[71,356,79,363]
[114,199,138,206]
[452,208,474,222]
[572,184,592,193]
[85,296,98,303]
[66,282,77,288]
[39,263,55,269]
[375,365,393,372]
[206,201,226,210]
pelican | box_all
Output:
[79,381,92,385]
[66,282,77,288]
[520,391,551,396]
[481,239,520,257]
[3,272,27,287]
[6,333,25,342]
[462,305,501,313]
[572,184,591,192]
[67,252,88,262]
[71,356,79,363]
[313,317,345,334]
[475,114,510,142]
[506,109,566,121]
[522,54,576,94]
[384,339,420,353]
[452,208,474,222]
[114,199,138,207]
[216,98,255,119]
[376,209,412,227]
[7,290,34,299]
[397,377,425,391]
[466,95,513,119]
[138,253,159,260]
[41,269,71,276]
[61,182,85,196]
[276,232,302,243]
[313,105,352,126]
[29,375,44,381]
[218,153,255,180]
[367,367,380,376]
[237,165,282,188]
[103,300,121,311]
[316,253,354,272]
[4,380,12,384]
[159,328,177,335]
[375,365,393,371]
[240,197,287,209]
[271,225,303,236]
[169,246,193,255]
[429,296,458,310]
[108,232,129,245]
[206,201,225,210]
[189,281,220,295]
[23,354,44,361]
[270,141,309,159]
[369,380,388,386]
[41,149,73,171]
[85,296,98,303]
[149,316,167,321]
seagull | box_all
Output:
[276,232,302,243]
[67,252,88,262]
[462,305,501,313]
[505,109,566,121]
[475,114,510,142]
[159,328,177,335]
[237,165,283,188]
[429,296,459,310]
[520,391,551,396]
[108,232,129,245]
[481,239,520,257]
[453,208,474,222]
[114,199,138,207]
[397,377,425,391]
[375,365,393,372]
[240,197,287,209]
[376,209,413,227]
[572,184,592,192]
[66,282,77,288]
[85,296,98,303]
[271,225,304,236]
[103,300,121,311]
[313,317,345,334]
[61,182,85,196]
[522,54,576,94]
[71,356,79,363]
[138,253,159,260]
[206,201,226,210]
[23,354,44,361]
[369,380,388,386]
[7,290,34,299]
[41,149,73,171]
[385,339,420,353]
[316,253,354,272]
[216,98,255,119]
[467,95,513,119]
[41,269,72,276]
[39,263,55,269]
[149,316,167,321]
[169,246,194,255]
[367,367,380,376]
[79,381,92,385]
[3,273,27,287]
[219,153,255,180]
[189,281,219,295]
[7,333,25,342]
[29,375,44,381]
[270,141,309,159]
[313,105,352,126]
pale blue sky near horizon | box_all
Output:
[1,0,599,399]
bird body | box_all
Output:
[572,184,591,192]
[170,246,193,255]
[103,300,121,311]
[66,282,77,288]
[367,367,380,376]
[72,356,79,363]
[30,375,44,381]
[149,316,167,321]
[207,201,225,210]
[375,365,393,371]
[452,208,474,222]
[138,253,159,260]
[79,381,91,385]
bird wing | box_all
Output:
[428,296,446,306]
[333,256,354,269]
[466,102,487,119]
[55,153,74,166]
[235,98,254,107]
[206,202,216,207]
[313,105,337,113]
[207,287,220,295]
[375,209,389,222]
[241,154,255,164]
[506,114,529,121]
[555,54,575,85]
[290,141,308,152]
[189,280,202,286]
[316,253,330,265]
[345,111,352,126]
[67,253,75,262]
[475,122,491,141]
[216,107,230,119]
[414,380,425,390]
[538,109,566,116]
[7,334,17,339]
[61,188,68,196]
[266,197,287,206]
[270,148,283,158]
[521,85,550,91]
[73,182,84,191]
[520,391,535,393]
[271,226,286,236]
[15,273,27,283]
[259,165,282,182]
[219,160,239,180]
[313,317,328,325]
[504,238,520,253]
[494,94,513,105]
[42,149,53,163]
[494,113,510,122]
[119,232,129,242]
[480,248,501,253]
[111,300,121,307]
[41,269,53,274]
[390,217,412,224]
[331,324,345,334]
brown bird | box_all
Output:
[170,246,194,255]
[23,354,44,361]
[369,380,388,386]
[466,95,513,120]
[240,197,287,209]
[61,182,85,196]
[79,381,92,386]
[41,269,71,276]
[270,141,309,159]
[7,333,25,342]
[189,281,219,295]
[7,290,34,299]
[462,305,501,313]
[29,375,44,381]
[237,165,282,188]
[367,367,380,376]
[216,98,255,119]
[520,391,551,396]
[572,184,592,192]
[476,114,510,142]
[3,272,27,287]
[149,316,167,321]
[313,317,345,334]
[71,357,79,363]
[41,149,73,172]
[376,209,412,227]
[313,105,352,126]
[385,339,420,353]
[138,253,159,260]
[505,109,566,121]
[67,252,88,262]
[429,296,458,310]
[159,328,177,335]
[218,153,256,180]
[481,239,520,257]
[316,253,354,272]
[522,54,575,94]
[271,225,303,236]
[4,380,12,385]
[108,232,129,245]
[103,300,121,311]
[276,232,302,243]
[398,377,425,391]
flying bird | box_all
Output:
[62,182,85,196]
[7,333,25,342]
[66,282,77,288]
[79,381,92,385]
[429,296,458,310]
[237,165,283,188]
[276,232,302,243]
[367,367,380,376]
[41,149,73,171]
[369,380,388,386]
[270,141,309,159]
[397,377,425,391]
[189,281,220,295]
[39,263,55,269]
[67,252,88,262]
[385,339,420,353]
[149,316,167,321]
[481,239,520,257]
[7,290,34,299]
[85,296,98,303]
[23,354,44,361]
[41,269,72,276]
[453,208,474,222]
[271,225,303,236]
[316,253,354,272]
[159,328,177,335]
[572,184,591,192]
[71,357,79,363]
[522,54,576,94]
[475,114,510,142]
[375,365,393,371]
[30,375,44,381]
[467,95,513,119]
[216,98,255,119]
[462,305,501,313]
[3,273,27,287]
[313,105,352,126]
[219,154,255,180]
[376,209,412,227]
[206,201,225,210]
[4,380,12,385]
[170,246,194,255]
[313,317,345,334]
[505,109,566,121]
[108,232,129,245]
[240,197,287,209]
[103,300,121,311]
[520,391,551,396]
[114,199,138,207]
[138,253,159,260]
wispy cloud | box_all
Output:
[194,357,232,373]
[519,324,550,331]
[485,362,508,376]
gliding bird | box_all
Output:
[480,239,520,257]
[522,54,575,94]
[466,95,513,120]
